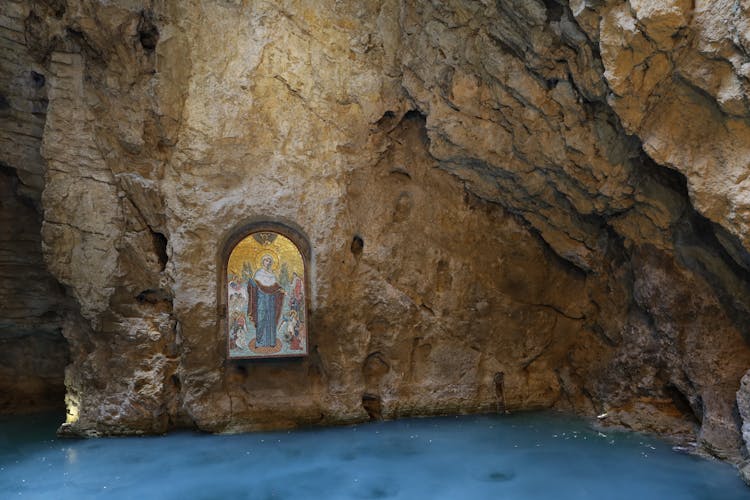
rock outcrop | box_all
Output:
[2,0,750,475]
[737,370,750,482]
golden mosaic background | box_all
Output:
[228,232,305,279]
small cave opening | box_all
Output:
[138,11,159,52]
[135,289,173,311]
[541,0,564,23]
[151,230,168,272]
[375,110,398,131]
[170,374,181,390]
[351,235,364,257]
[362,393,382,421]
[665,384,703,426]
[29,71,45,89]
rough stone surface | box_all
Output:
[2,0,750,477]
[0,1,68,414]
[738,370,750,483]
[0,167,68,413]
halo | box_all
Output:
[255,249,280,273]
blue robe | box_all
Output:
[248,276,284,348]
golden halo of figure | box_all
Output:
[227,232,304,281]
[255,249,280,274]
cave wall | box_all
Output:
[0,166,68,413]
[3,0,750,473]
[0,1,68,413]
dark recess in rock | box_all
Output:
[375,110,398,131]
[665,383,703,425]
[542,0,564,23]
[138,11,159,52]
[362,393,382,420]
[151,230,168,271]
[24,10,57,63]
[644,158,750,337]
[494,372,506,413]
[399,110,430,147]
[29,71,45,88]
[351,235,364,256]
[136,288,173,308]
[41,0,66,19]
[0,165,69,415]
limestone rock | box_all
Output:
[599,0,750,256]
[0,1,69,414]
[738,370,750,456]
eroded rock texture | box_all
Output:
[0,1,68,413]
[3,0,750,473]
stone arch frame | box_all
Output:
[218,220,312,360]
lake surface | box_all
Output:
[1,412,748,499]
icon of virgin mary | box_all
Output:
[247,254,285,348]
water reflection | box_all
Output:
[0,412,748,499]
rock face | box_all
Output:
[0,2,68,414]
[737,370,750,483]
[2,0,750,472]
[0,166,68,413]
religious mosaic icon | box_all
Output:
[227,231,307,359]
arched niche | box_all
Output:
[221,222,310,359]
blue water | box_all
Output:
[0,412,748,499]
